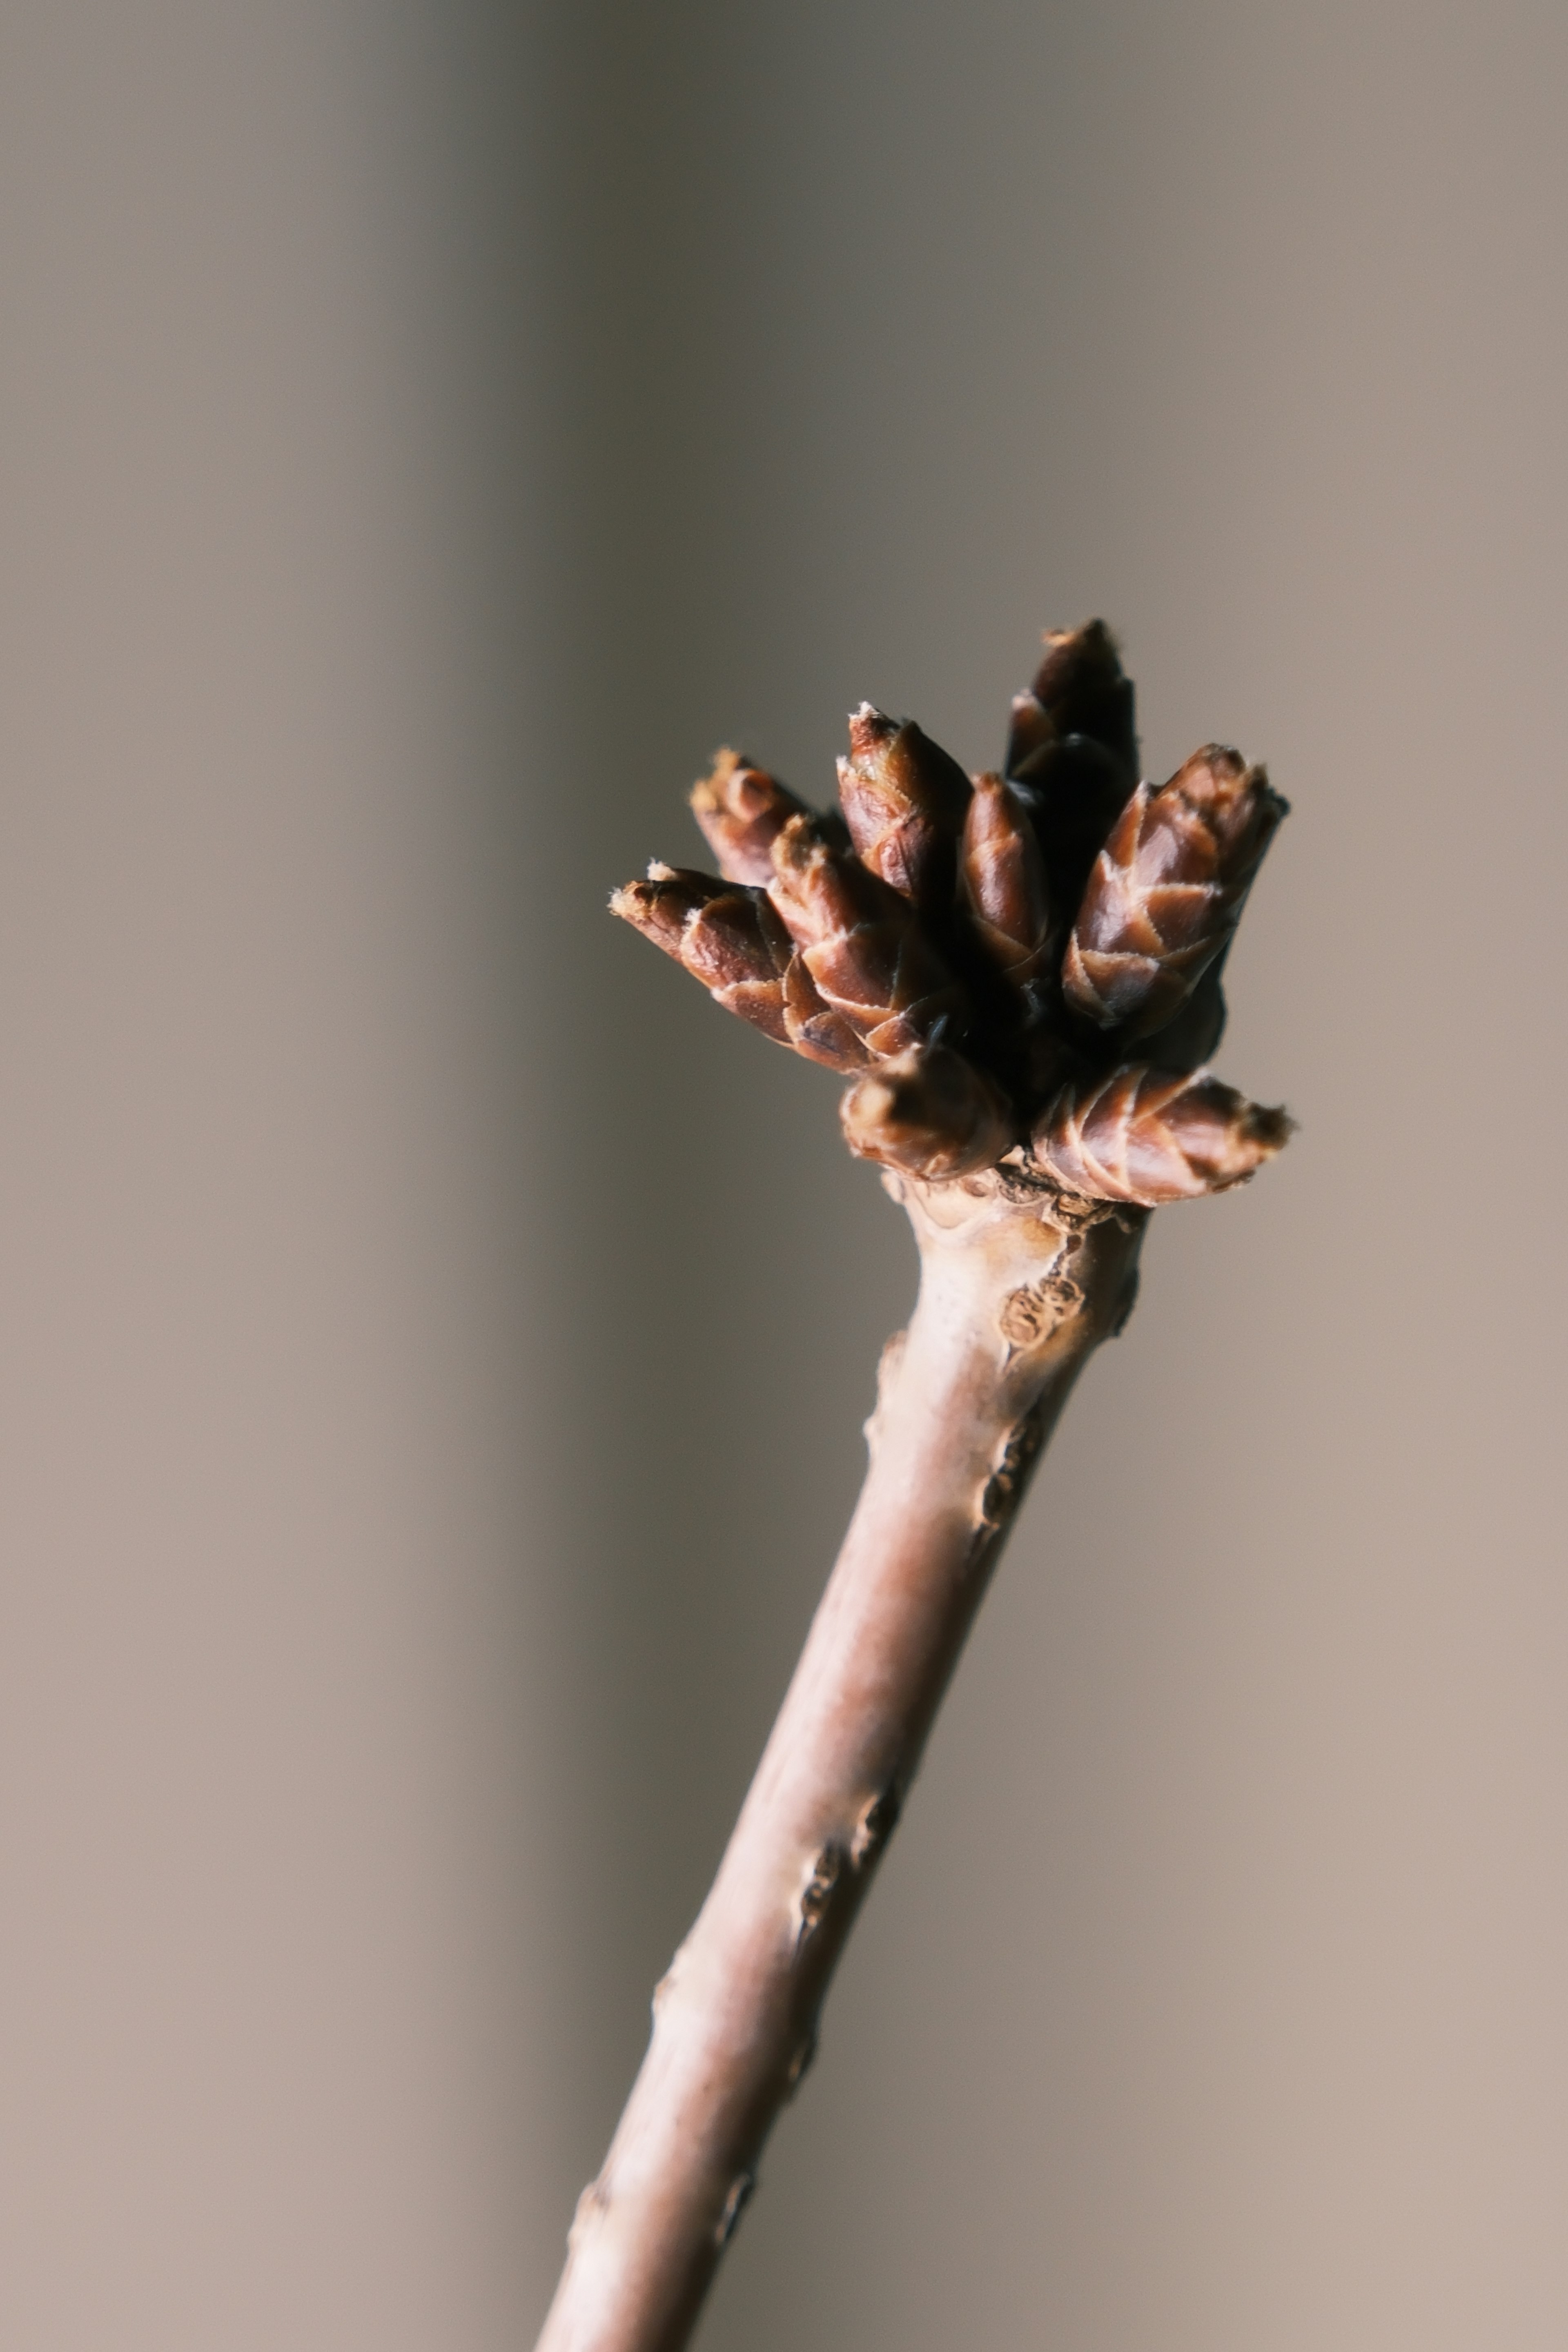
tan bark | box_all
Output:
[536,1164,1145,2352]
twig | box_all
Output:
[536,624,1290,2351]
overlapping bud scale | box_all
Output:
[1062,745,1287,1037]
[611,863,867,1070]
[960,773,1052,997]
[611,865,791,1045]
[612,626,1292,1210]
[1032,1068,1292,1207]
[837,706,972,908]
[767,814,964,1059]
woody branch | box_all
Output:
[536,623,1292,2352]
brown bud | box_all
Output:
[840,1043,1014,1183]
[612,864,795,1047]
[1062,745,1287,1036]
[690,749,813,887]
[1005,625,1140,920]
[681,886,797,1046]
[960,773,1052,994]
[837,706,971,906]
[1031,1066,1292,1206]
[611,864,730,959]
[1006,618,1139,783]
[768,814,964,1057]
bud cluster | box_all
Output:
[612,624,1292,1209]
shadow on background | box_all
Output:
[1,3,1566,2348]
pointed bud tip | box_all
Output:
[1239,1100,1295,1157]
[846,704,900,758]
[688,748,742,815]
[768,810,820,875]
[1035,618,1126,688]
[1182,742,1247,791]
[611,862,732,954]
[609,868,681,910]
[1188,1085,1295,1187]
[610,875,687,956]
[1043,616,1120,657]
[1165,744,1290,847]
[1174,743,1276,805]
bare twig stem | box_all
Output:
[537,1166,1145,2352]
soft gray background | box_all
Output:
[2,3,1565,2348]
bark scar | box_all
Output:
[998,1269,1082,1351]
[970,1401,1049,1561]
[715,2172,755,2247]
[784,2027,818,2098]
[851,1785,902,1865]
[795,1843,845,1950]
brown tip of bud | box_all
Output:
[1033,619,1134,733]
[611,864,728,960]
[844,703,900,762]
[689,749,813,886]
[1167,744,1290,854]
[766,811,876,945]
[1031,1067,1292,1206]
[840,1043,1013,1183]
[1172,740,1247,799]
[612,868,800,1047]
[837,705,971,904]
[1009,620,1138,786]
[1235,1098,1294,1160]
[842,706,971,818]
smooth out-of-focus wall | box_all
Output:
[0,7,573,2345]
[2,4,1566,2350]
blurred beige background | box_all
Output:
[2,2,1566,2347]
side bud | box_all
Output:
[840,1043,1014,1183]
[768,814,964,1057]
[1062,745,1287,1036]
[1031,1067,1292,1206]
[837,706,971,907]
[611,863,729,960]
[612,863,794,1048]
[690,749,814,887]
[960,772,1053,996]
